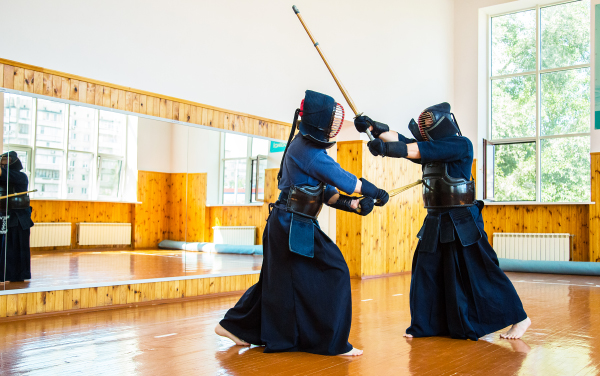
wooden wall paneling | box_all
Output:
[33,71,43,95]
[190,106,198,124]
[125,91,133,112]
[590,153,600,262]
[146,95,155,116]
[152,97,160,117]
[94,85,103,106]
[42,73,52,96]
[110,88,118,109]
[172,102,180,121]
[117,90,126,111]
[186,173,207,242]
[0,296,5,318]
[84,82,94,105]
[159,98,167,118]
[60,77,70,99]
[3,64,15,89]
[52,74,62,98]
[132,93,140,113]
[14,67,24,91]
[76,81,86,103]
[139,94,147,114]
[165,100,173,120]
[69,79,79,101]
[23,69,35,93]
[0,63,3,88]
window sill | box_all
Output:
[206,203,265,207]
[31,198,143,205]
[482,200,595,206]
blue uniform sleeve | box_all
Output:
[324,184,338,203]
[417,136,472,163]
[305,152,357,195]
[398,133,417,144]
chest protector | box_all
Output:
[0,183,30,211]
[285,183,325,220]
[422,162,474,209]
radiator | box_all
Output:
[77,223,132,246]
[493,233,571,261]
[30,223,71,247]
[213,226,256,245]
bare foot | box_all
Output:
[500,317,531,339]
[215,323,250,346]
[339,347,363,356]
[403,332,413,338]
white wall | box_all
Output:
[187,127,221,205]
[137,118,173,173]
[0,0,454,135]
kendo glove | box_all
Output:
[359,177,389,207]
[367,139,408,158]
[354,116,389,139]
[330,194,375,216]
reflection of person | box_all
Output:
[355,103,530,340]
[216,90,389,356]
[0,151,34,282]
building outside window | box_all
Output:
[485,0,590,202]
[3,94,128,200]
[220,133,269,204]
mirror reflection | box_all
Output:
[0,91,277,291]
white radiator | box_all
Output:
[77,223,132,246]
[30,223,71,247]
[213,226,256,245]
[493,233,571,261]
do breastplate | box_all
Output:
[0,183,30,211]
[284,183,325,220]
[422,162,474,209]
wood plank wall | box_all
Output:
[0,273,260,319]
[336,141,427,278]
[590,153,600,262]
[30,201,133,251]
[134,171,170,248]
[0,59,291,141]
[474,158,592,262]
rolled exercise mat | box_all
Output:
[499,258,600,276]
[158,240,263,255]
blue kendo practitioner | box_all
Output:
[354,103,531,340]
[216,90,389,356]
[0,151,34,282]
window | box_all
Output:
[3,94,129,200]
[485,0,590,202]
[220,134,270,204]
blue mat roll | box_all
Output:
[499,258,600,276]
[158,240,263,255]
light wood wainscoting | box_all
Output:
[336,141,427,278]
[0,273,260,319]
[590,153,600,262]
[0,58,290,141]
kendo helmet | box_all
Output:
[408,102,461,142]
[298,90,345,148]
[0,151,23,171]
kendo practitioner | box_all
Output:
[354,103,531,340]
[215,90,389,356]
[0,151,34,282]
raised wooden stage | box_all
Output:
[0,250,262,319]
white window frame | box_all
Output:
[218,134,268,205]
[3,93,128,201]
[485,0,591,202]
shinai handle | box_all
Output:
[356,180,422,213]
[292,5,375,141]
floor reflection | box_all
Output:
[1,250,263,291]
[0,272,598,375]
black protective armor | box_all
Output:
[422,162,474,209]
[283,183,325,219]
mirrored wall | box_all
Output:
[0,90,282,291]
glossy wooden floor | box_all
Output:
[0,272,599,375]
[2,250,262,291]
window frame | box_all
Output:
[2,92,129,201]
[485,0,591,202]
